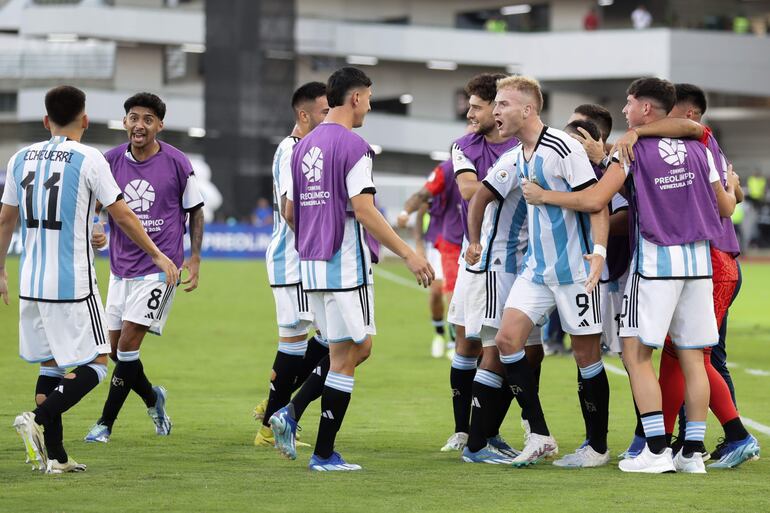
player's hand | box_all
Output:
[152,252,180,286]
[396,211,409,229]
[465,242,482,266]
[522,181,546,205]
[181,255,200,292]
[570,127,606,165]
[0,268,8,305]
[91,225,107,250]
[583,253,605,294]
[404,251,434,288]
[610,129,639,168]
[727,164,740,189]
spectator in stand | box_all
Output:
[251,197,273,227]
[584,7,600,31]
[631,5,652,29]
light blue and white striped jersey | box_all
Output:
[517,127,598,285]
[292,153,375,291]
[266,136,301,286]
[468,145,529,274]
[1,136,122,301]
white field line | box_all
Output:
[374,267,428,292]
[604,362,628,377]
[745,368,770,377]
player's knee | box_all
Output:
[356,342,372,364]
[35,393,47,406]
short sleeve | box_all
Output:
[1,155,18,206]
[346,153,375,198]
[611,151,632,178]
[452,143,476,176]
[704,147,720,184]
[699,125,713,147]
[610,193,628,213]
[278,145,294,197]
[182,174,205,210]
[559,138,596,190]
[87,153,123,207]
[482,153,520,200]
[424,165,446,196]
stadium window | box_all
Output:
[0,92,17,113]
[370,97,408,116]
[456,4,550,32]
[455,89,469,121]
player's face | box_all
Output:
[124,106,163,149]
[352,87,372,128]
[622,95,645,129]
[306,95,330,131]
[492,88,526,138]
[669,102,701,123]
[466,95,496,136]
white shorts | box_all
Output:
[619,274,718,349]
[19,293,110,367]
[272,283,314,338]
[426,241,444,282]
[600,271,628,354]
[307,285,376,344]
[447,267,469,327]
[505,277,603,336]
[105,274,177,336]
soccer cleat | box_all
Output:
[252,399,268,421]
[618,446,675,473]
[618,434,646,459]
[462,444,517,464]
[84,423,111,443]
[708,435,760,469]
[269,406,299,460]
[553,444,610,468]
[46,458,87,474]
[308,451,362,471]
[440,432,468,452]
[431,334,445,359]
[710,437,727,461]
[253,425,274,447]
[487,434,520,458]
[521,419,531,447]
[510,433,558,467]
[13,412,47,471]
[148,385,172,436]
[673,449,707,474]
[670,436,709,462]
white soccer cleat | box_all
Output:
[673,449,707,474]
[431,335,445,358]
[511,433,558,467]
[46,458,87,474]
[440,432,468,452]
[13,412,47,471]
[553,444,610,468]
[618,446,676,473]
[521,419,531,447]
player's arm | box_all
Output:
[413,202,429,257]
[586,199,609,293]
[283,198,294,230]
[612,118,704,167]
[0,204,19,305]
[397,188,433,228]
[523,163,626,213]
[465,184,496,266]
[610,208,628,236]
[182,206,204,292]
[106,200,179,285]
[456,172,482,201]
[705,147,737,217]
[731,165,745,203]
[351,193,434,287]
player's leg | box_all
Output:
[430,276,446,358]
[658,338,685,439]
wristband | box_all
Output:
[599,155,611,170]
[399,210,409,218]
[592,244,607,259]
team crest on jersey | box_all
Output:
[124,179,155,212]
[302,147,324,183]
[494,169,510,184]
[658,138,687,167]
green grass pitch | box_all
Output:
[1,257,769,512]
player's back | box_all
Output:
[6,136,118,301]
[266,135,301,286]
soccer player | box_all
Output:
[253,82,331,447]
[269,67,433,471]
[461,133,540,464]
[493,77,610,468]
[84,92,205,443]
[397,158,464,358]
[397,167,448,358]
[610,83,758,468]
[523,77,736,473]
[443,73,523,453]
[0,85,178,473]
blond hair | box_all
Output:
[497,75,543,114]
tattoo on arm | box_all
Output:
[189,207,204,257]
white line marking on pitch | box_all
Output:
[374,267,427,292]
[743,417,770,437]
[604,362,627,377]
[745,368,770,377]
